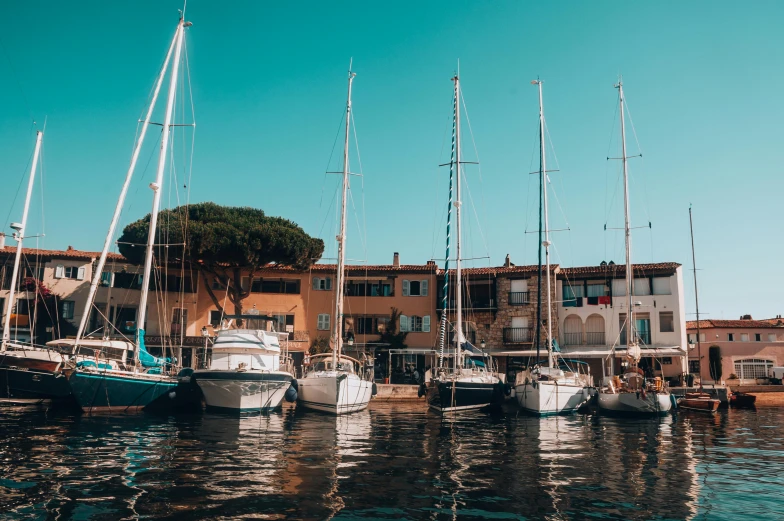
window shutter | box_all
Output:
[325,277,332,290]
[312,277,320,290]
[55,265,64,279]
[325,314,330,330]
[400,314,409,332]
[402,280,410,296]
[423,315,431,332]
[77,267,86,280]
[421,279,428,296]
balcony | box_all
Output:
[620,331,651,345]
[438,298,496,311]
[508,292,530,306]
[562,332,582,346]
[586,331,606,345]
[503,327,533,344]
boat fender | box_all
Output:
[284,385,298,403]
[372,383,378,396]
[290,378,298,391]
[168,391,177,400]
[503,383,512,396]
[670,393,678,410]
[418,383,427,398]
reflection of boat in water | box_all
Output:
[194,329,295,413]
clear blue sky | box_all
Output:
[1,1,782,320]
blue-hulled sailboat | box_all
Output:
[67,14,193,413]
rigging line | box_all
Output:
[461,163,491,258]
[523,120,539,234]
[546,174,571,234]
[459,88,490,259]
[350,110,368,263]
[2,144,35,231]
[316,108,348,226]
[431,104,453,261]
[543,119,561,172]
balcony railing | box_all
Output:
[586,331,605,345]
[620,331,651,345]
[438,299,496,310]
[508,292,530,306]
[562,332,582,346]
[503,327,533,344]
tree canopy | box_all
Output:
[118,203,324,320]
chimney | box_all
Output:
[0,233,5,249]
[741,314,752,320]
[393,252,400,267]
[67,245,75,251]
[504,254,511,268]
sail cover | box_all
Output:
[138,329,173,368]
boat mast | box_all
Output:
[136,17,187,364]
[73,26,180,347]
[333,64,355,366]
[689,205,703,390]
[534,80,554,369]
[452,73,464,370]
[1,131,43,348]
[617,81,635,359]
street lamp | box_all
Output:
[480,339,486,350]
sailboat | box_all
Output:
[0,131,71,403]
[296,65,374,415]
[425,71,501,413]
[676,206,720,413]
[596,80,672,416]
[67,14,193,413]
[514,80,592,416]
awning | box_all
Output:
[489,345,686,359]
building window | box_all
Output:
[114,272,143,289]
[755,333,762,342]
[611,279,627,296]
[317,314,330,331]
[563,283,585,300]
[160,274,195,293]
[209,310,222,327]
[88,303,107,334]
[100,272,114,287]
[619,313,650,345]
[270,314,295,338]
[633,278,651,296]
[728,333,734,341]
[345,280,393,297]
[171,308,188,335]
[313,277,332,291]
[659,312,674,333]
[689,360,701,374]
[740,333,749,342]
[586,283,608,297]
[652,277,671,295]
[734,358,774,380]
[403,279,428,296]
[60,300,75,320]
[661,357,672,365]
[56,265,85,280]
[769,333,777,342]
[252,278,300,294]
[400,314,431,333]
[377,317,391,333]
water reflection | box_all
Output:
[2,403,784,519]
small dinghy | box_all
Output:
[677,392,720,413]
[729,391,756,408]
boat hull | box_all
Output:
[298,374,372,414]
[195,370,292,413]
[426,378,498,413]
[597,391,672,416]
[68,369,178,413]
[515,381,588,416]
[0,365,72,403]
[677,397,720,412]
[730,391,757,408]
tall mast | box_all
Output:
[438,75,458,369]
[136,17,187,362]
[534,80,554,369]
[452,73,463,369]
[2,131,43,347]
[689,205,703,390]
[333,65,355,365]
[616,81,635,352]
[73,26,180,346]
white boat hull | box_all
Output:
[195,370,292,413]
[598,391,672,416]
[515,381,588,416]
[298,373,372,414]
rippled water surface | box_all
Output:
[1,402,783,520]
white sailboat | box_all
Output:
[514,80,591,416]
[425,71,501,413]
[67,14,193,413]
[597,80,672,416]
[297,65,374,415]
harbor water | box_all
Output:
[1,402,783,520]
